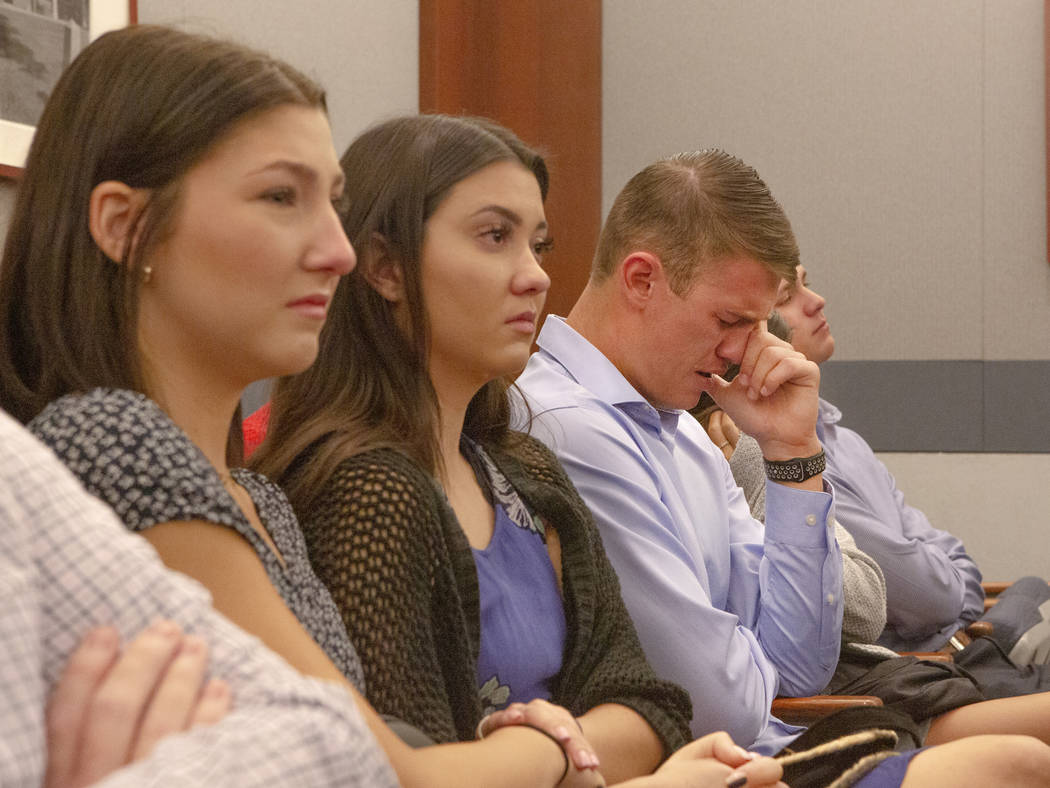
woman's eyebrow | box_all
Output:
[471,204,548,232]
[248,159,318,183]
[247,159,346,195]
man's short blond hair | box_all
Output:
[592,150,799,293]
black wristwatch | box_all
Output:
[764,450,826,482]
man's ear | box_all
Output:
[361,233,406,303]
[620,251,664,308]
[88,181,148,263]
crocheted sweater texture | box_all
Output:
[296,433,693,754]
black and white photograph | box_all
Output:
[0,0,130,174]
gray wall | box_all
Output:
[603,0,1050,577]
[604,1,1049,451]
[138,0,419,154]
[605,0,1046,362]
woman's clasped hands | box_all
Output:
[480,700,784,788]
[478,699,604,787]
[642,733,786,788]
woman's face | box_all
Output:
[418,159,550,392]
[138,104,354,391]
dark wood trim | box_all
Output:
[419,0,601,321]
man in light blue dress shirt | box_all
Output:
[778,265,1050,698]
[775,264,986,655]
[516,150,844,755]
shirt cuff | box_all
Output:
[763,477,834,547]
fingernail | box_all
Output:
[726,772,748,788]
[760,386,769,396]
[573,750,591,769]
[554,725,571,742]
[735,746,755,760]
[589,752,601,768]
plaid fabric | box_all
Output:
[0,409,398,787]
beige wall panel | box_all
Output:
[604,0,987,360]
[982,0,1050,360]
[139,0,419,153]
[879,452,1050,581]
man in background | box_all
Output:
[776,265,1050,697]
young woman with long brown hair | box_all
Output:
[252,114,704,785]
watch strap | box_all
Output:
[764,449,826,483]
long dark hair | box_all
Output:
[253,114,548,510]
[0,25,326,465]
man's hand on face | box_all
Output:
[701,322,822,463]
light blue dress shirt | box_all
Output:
[516,317,843,754]
[817,399,984,653]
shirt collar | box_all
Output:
[818,397,841,425]
[535,315,681,439]
[816,397,841,443]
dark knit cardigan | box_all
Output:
[297,433,693,756]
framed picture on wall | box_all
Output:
[0,0,136,179]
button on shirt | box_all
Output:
[817,398,984,652]
[515,317,843,754]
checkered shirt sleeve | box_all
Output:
[0,411,399,787]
